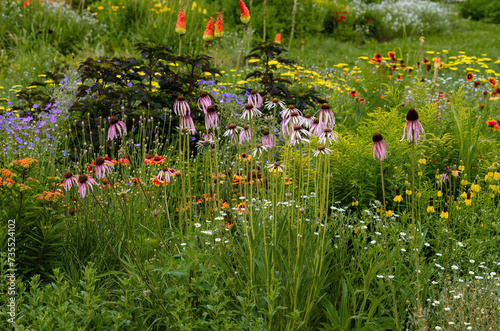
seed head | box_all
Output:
[78,175,88,184]
[177,95,186,101]
[406,108,419,121]
[95,157,105,166]
[109,116,119,125]
[372,133,383,143]
[63,171,73,179]
[207,105,216,113]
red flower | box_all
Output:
[239,0,251,24]
[487,120,497,127]
[275,33,281,44]
[489,77,497,87]
[145,155,165,165]
[388,51,396,59]
[203,17,214,42]
[175,8,186,35]
[350,91,358,97]
[214,12,223,38]
[466,72,474,82]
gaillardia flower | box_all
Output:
[239,0,251,25]
[401,108,425,144]
[466,72,474,82]
[107,116,127,140]
[175,9,187,35]
[372,133,388,161]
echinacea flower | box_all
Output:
[197,104,216,129]
[252,143,268,157]
[107,116,127,140]
[239,125,252,143]
[214,12,223,38]
[401,108,425,144]
[372,133,388,161]
[173,95,190,116]
[175,8,187,35]
[202,17,214,42]
[223,124,242,144]
[156,166,172,184]
[242,103,261,120]
[318,127,338,144]
[248,90,263,108]
[310,118,324,137]
[180,115,197,135]
[77,175,97,198]
[313,145,332,157]
[63,171,78,191]
[316,103,335,128]
[198,91,212,113]
[239,0,251,25]
[466,72,474,82]
[267,161,284,173]
[275,33,281,44]
[302,113,314,129]
[290,124,311,146]
[264,98,286,111]
[94,156,114,180]
[262,129,274,147]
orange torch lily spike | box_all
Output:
[215,12,223,38]
[239,0,251,25]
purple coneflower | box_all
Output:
[262,129,274,147]
[264,97,286,111]
[205,106,219,129]
[401,108,425,144]
[283,110,304,127]
[63,171,78,191]
[302,113,314,129]
[281,104,303,119]
[248,90,263,108]
[173,95,190,116]
[156,166,172,184]
[242,103,261,120]
[290,124,311,146]
[239,125,252,143]
[107,116,127,140]
[318,127,338,144]
[266,161,284,172]
[180,115,197,135]
[198,91,212,113]
[313,145,332,157]
[309,118,325,137]
[252,143,268,157]
[95,156,114,180]
[78,174,97,198]
[316,103,335,128]
[372,133,389,161]
[223,124,242,144]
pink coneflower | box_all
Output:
[77,174,97,198]
[223,124,242,144]
[302,113,314,129]
[266,161,284,172]
[205,106,219,129]
[290,124,311,146]
[173,95,190,116]
[252,143,268,157]
[94,156,114,180]
[196,138,213,151]
[198,91,212,113]
[284,110,304,127]
[309,118,325,137]
[401,108,425,144]
[107,116,127,140]
[318,127,338,144]
[248,90,263,108]
[264,97,286,111]
[313,145,332,157]
[316,103,335,128]
[262,129,275,147]
[281,104,303,119]
[242,103,261,120]
[372,133,389,161]
[180,115,197,135]
[156,166,172,184]
[239,125,252,143]
[63,171,78,191]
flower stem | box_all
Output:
[233,25,248,86]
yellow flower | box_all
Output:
[354,226,360,234]
[461,179,468,186]
[418,171,423,176]
[460,192,467,199]
[452,170,459,177]
[437,191,443,197]
[416,192,421,198]
[471,183,481,192]
[352,200,359,206]
[406,190,412,195]
[465,199,472,206]
[385,210,392,217]
[98,6,104,10]
[419,158,427,165]
[458,165,465,171]
[427,206,435,213]
[440,211,449,219]
[394,195,403,202]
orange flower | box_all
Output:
[175,8,186,35]
[214,12,223,38]
[487,120,497,127]
[488,77,497,87]
[145,155,165,165]
[203,17,214,42]
[238,0,250,24]
[388,51,396,59]
[466,72,474,82]
[275,33,281,44]
[1,169,12,177]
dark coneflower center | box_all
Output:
[243,125,249,130]
[163,166,169,172]
[245,103,254,110]
[200,91,208,97]
[95,157,105,166]
[274,162,281,167]
[263,129,269,135]
[372,133,383,143]
[396,186,400,195]
[288,105,295,109]
[313,118,320,124]
[207,105,216,113]
[318,145,326,151]
[406,108,419,121]
[145,154,154,159]
[241,153,248,159]
[257,143,263,148]
[109,116,119,125]
[250,89,258,95]
[467,192,471,199]
[293,125,302,131]
[305,113,312,119]
[291,111,298,117]
[78,175,88,184]
[321,103,330,109]
[177,95,185,101]
[324,128,332,133]
[63,171,73,179]
[272,98,279,103]
[228,124,237,130]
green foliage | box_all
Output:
[461,0,500,23]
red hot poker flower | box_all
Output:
[175,8,186,35]
[203,17,214,42]
[214,12,223,38]
[239,0,250,24]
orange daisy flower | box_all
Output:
[488,77,497,87]
[466,72,474,82]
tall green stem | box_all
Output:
[233,25,248,86]
[288,0,298,50]
[411,143,422,317]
